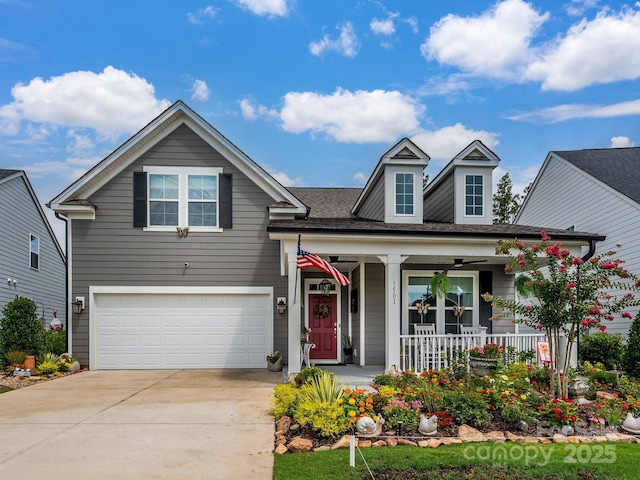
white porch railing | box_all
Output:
[399,330,547,373]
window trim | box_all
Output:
[29,233,40,270]
[464,174,484,217]
[394,172,415,216]
[143,166,223,232]
[402,270,479,335]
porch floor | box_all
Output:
[284,364,384,390]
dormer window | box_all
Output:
[465,175,483,216]
[395,173,414,215]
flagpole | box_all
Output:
[293,234,301,304]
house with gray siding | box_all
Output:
[517,147,640,336]
[0,170,66,328]
[49,101,602,372]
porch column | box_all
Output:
[287,256,302,377]
[378,254,408,372]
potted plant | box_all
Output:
[430,272,450,299]
[342,335,353,363]
[266,351,283,372]
[468,343,504,376]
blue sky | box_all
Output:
[1,0,640,243]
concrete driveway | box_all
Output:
[0,369,280,479]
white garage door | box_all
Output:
[91,287,273,369]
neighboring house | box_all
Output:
[49,101,601,371]
[0,169,66,328]
[517,147,640,336]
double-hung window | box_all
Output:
[30,234,40,270]
[395,173,414,215]
[465,175,483,216]
[144,166,222,231]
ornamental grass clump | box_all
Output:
[482,231,640,397]
[294,370,347,437]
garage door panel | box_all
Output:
[94,292,272,369]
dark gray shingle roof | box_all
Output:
[0,169,21,181]
[288,187,362,219]
[554,147,640,205]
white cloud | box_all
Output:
[423,1,640,92]
[0,66,171,141]
[493,165,538,196]
[526,7,640,91]
[422,0,548,81]
[565,0,600,17]
[370,16,396,36]
[411,123,500,163]
[239,98,277,120]
[187,6,218,24]
[191,79,210,102]
[279,88,424,143]
[233,0,289,17]
[269,170,302,186]
[404,16,419,34]
[353,172,368,185]
[506,98,640,123]
[66,129,94,156]
[309,22,360,57]
[611,136,636,148]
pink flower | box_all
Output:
[599,325,607,332]
[541,230,551,241]
[607,315,614,321]
[565,283,577,290]
[581,319,589,327]
[570,295,577,301]
[559,265,567,273]
[518,260,526,266]
[602,261,619,269]
[525,305,532,311]
[515,242,525,248]
[536,324,544,330]
[623,312,633,319]
[625,293,635,300]
[572,257,583,266]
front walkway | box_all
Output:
[285,364,384,390]
[0,369,280,479]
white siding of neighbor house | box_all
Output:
[517,156,640,336]
[0,175,66,323]
[357,178,385,221]
[70,124,287,366]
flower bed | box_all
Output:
[272,363,640,453]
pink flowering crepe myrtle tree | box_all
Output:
[482,231,640,397]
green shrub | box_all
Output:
[382,399,421,431]
[272,383,299,419]
[44,329,67,355]
[294,366,324,387]
[528,366,552,389]
[294,398,347,437]
[623,312,640,379]
[442,390,491,427]
[0,297,45,359]
[501,402,536,425]
[579,332,625,370]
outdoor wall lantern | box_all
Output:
[319,279,332,296]
[72,296,85,314]
[277,297,287,315]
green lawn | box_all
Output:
[0,386,12,394]
[274,442,640,479]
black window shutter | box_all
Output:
[133,172,147,228]
[219,173,232,228]
[479,270,492,334]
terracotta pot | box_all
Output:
[24,355,36,373]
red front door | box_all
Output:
[308,294,338,360]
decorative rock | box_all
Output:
[331,435,352,450]
[560,425,575,436]
[289,423,300,432]
[622,413,640,434]
[275,434,287,446]
[358,440,372,448]
[288,437,313,453]
[397,438,418,447]
[505,432,523,442]
[313,446,331,452]
[592,436,608,442]
[440,438,462,445]
[606,433,636,443]
[422,439,442,448]
[356,415,385,437]
[517,421,529,431]
[274,444,288,454]
[538,437,552,444]
[276,416,291,434]
[68,361,81,372]
[458,424,487,442]
[386,438,398,447]
[418,414,438,435]
[372,440,387,447]
[553,434,569,443]
[579,437,593,443]
[485,431,506,442]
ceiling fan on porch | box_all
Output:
[329,256,358,264]
[452,258,487,268]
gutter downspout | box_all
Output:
[55,212,71,354]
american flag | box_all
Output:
[297,241,350,286]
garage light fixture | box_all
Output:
[277,297,287,315]
[72,296,85,315]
